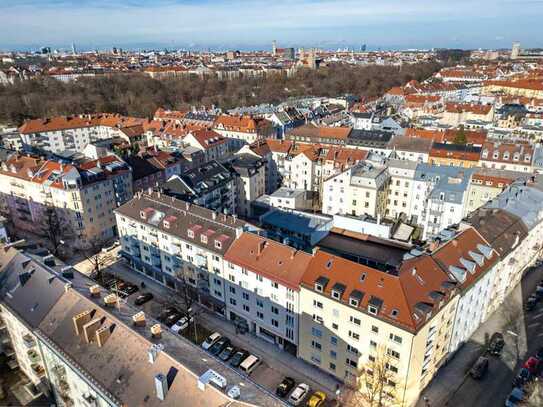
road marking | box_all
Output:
[528,322,540,328]
[532,312,543,319]
[538,332,543,337]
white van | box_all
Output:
[239,354,261,375]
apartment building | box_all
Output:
[229,154,266,218]
[19,114,145,154]
[429,143,481,168]
[0,153,131,246]
[213,115,274,148]
[440,103,494,127]
[322,162,389,219]
[236,140,278,193]
[298,250,458,407]
[464,168,525,215]
[386,159,418,219]
[388,136,432,163]
[430,227,499,353]
[0,245,276,407]
[411,164,473,239]
[115,191,255,314]
[183,129,231,163]
[223,233,312,354]
[163,161,237,215]
[479,141,534,172]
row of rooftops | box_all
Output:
[115,182,543,334]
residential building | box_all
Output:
[322,162,389,219]
[115,191,256,314]
[386,159,418,219]
[388,136,432,163]
[0,153,129,246]
[182,129,231,163]
[268,187,313,210]
[223,233,312,354]
[429,143,481,168]
[229,154,266,218]
[162,161,237,215]
[479,141,534,172]
[298,250,458,407]
[213,115,274,149]
[0,244,277,407]
[350,112,374,130]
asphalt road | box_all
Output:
[418,265,543,407]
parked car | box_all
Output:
[164,312,183,327]
[170,316,193,334]
[488,332,505,356]
[525,296,537,311]
[229,350,249,368]
[505,387,524,407]
[288,383,310,406]
[306,391,326,407]
[134,293,153,306]
[523,356,540,375]
[209,337,230,356]
[124,284,139,295]
[470,356,489,379]
[158,306,178,321]
[276,377,295,398]
[218,346,236,362]
[201,332,222,351]
[535,347,543,360]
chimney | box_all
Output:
[290,249,296,259]
[151,324,162,338]
[83,318,104,344]
[89,284,101,297]
[212,211,217,220]
[103,293,118,307]
[132,311,146,327]
[155,373,168,401]
[73,310,93,335]
[96,324,113,347]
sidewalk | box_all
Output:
[100,259,341,400]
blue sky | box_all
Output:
[1,0,542,51]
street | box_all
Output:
[418,265,543,407]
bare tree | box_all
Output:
[169,263,203,341]
[37,207,73,258]
[81,236,113,284]
[339,345,402,407]
[500,298,523,362]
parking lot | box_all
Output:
[95,266,338,406]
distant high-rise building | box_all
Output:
[272,40,277,56]
[361,44,367,52]
[71,42,77,55]
[511,41,521,59]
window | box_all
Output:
[187,229,194,238]
[329,363,336,371]
[386,363,398,373]
[350,316,361,326]
[228,274,236,283]
[313,300,323,309]
[387,349,400,359]
[229,286,236,294]
[348,331,360,341]
[330,350,337,359]
[312,327,323,338]
[332,323,339,330]
[330,336,338,346]
[368,305,378,315]
[256,299,263,308]
[271,282,279,289]
[272,319,279,327]
[256,275,263,282]
[271,306,279,314]
[242,292,250,301]
[347,345,359,355]
[230,298,237,306]
[372,325,379,334]
[257,311,264,319]
[389,333,403,344]
[370,340,377,348]
[243,304,250,312]
[311,341,322,350]
[214,240,222,249]
[313,314,323,324]
[346,358,358,368]
[368,355,376,362]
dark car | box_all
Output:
[469,356,489,379]
[134,293,154,306]
[124,284,139,295]
[165,312,183,327]
[158,306,178,321]
[230,350,249,368]
[525,296,537,311]
[218,345,236,362]
[276,376,296,398]
[487,332,505,356]
[535,347,543,360]
[209,337,230,356]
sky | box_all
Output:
[0,0,542,51]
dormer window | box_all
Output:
[201,235,208,244]
[350,298,359,307]
[214,240,222,249]
[187,229,194,239]
[391,309,399,318]
[331,283,346,300]
[368,305,378,315]
[315,276,329,292]
[493,152,499,159]
[163,220,170,229]
[513,153,520,161]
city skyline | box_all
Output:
[1,0,542,51]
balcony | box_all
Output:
[195,254,208,268]
[31,363,46,378]
[27,349,41,364]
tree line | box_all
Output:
[0,62,442,125]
